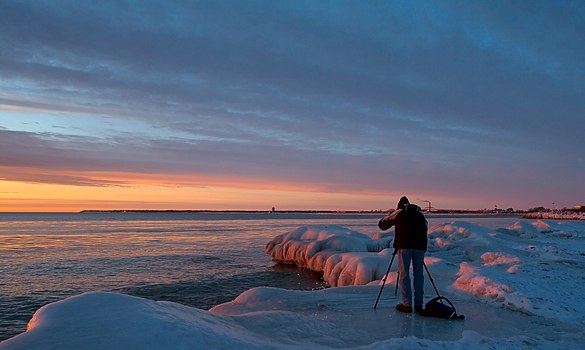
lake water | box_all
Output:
[0,212,522,341]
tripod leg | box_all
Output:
[423,262,441,298]
[374,250,397,309]
[394,269,399,295]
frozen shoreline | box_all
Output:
[1,219,584,349]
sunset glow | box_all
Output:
[0,178,404,212]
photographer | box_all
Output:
[378,196,428,313]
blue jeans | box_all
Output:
[397,249,425,306]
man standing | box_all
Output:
[378,196,428,313]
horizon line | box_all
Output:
[0,208,535,214]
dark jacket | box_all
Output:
[378,204,428,251]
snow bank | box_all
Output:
[506,219,576,238]
[454,262,522,307]
[481,252,521,266]
[0,292,279,350]
[264,225,394,286]
[2,289,582,350]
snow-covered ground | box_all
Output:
[1,219,584,349]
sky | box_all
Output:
[1,0,584,212]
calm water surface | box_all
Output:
[0,212,522,341]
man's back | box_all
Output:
[379,204,428,251]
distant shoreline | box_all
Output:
[78,209,385,214]
[4,210,582,221]
[78,209,523,216]
[77,210,584,220]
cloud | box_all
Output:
[0,168,128,187]
[1,0,584,208]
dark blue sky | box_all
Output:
[1,1,584,210]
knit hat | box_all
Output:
[397,196,410,209]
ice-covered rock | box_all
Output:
[264,225,393,286]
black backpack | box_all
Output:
[420,296,465,320]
